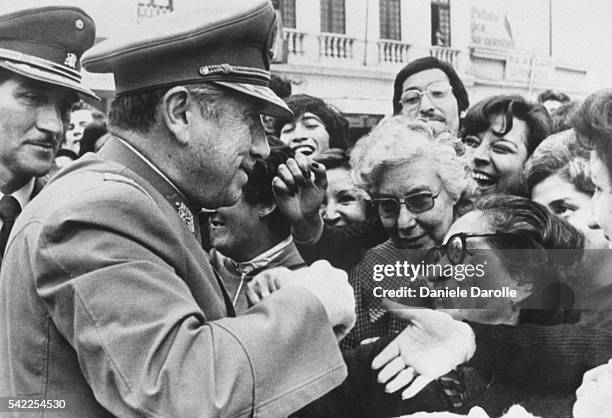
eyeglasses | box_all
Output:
[373,189,440,217]
[424,232,533,265]
[399,82,453,110]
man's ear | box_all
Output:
[160,86,191,145]
[258,202,277,218]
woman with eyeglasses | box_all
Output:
[407,194,583,416]
[339,117,473,350]
[461,95,551,196]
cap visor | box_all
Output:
[0,60,99,100]
[212,81,292,119]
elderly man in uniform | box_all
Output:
[0,6,97,260]
[0,2,357,417]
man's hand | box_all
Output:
[371,300,475,399]
[246,261,356,340]
[574,359,612,418]
[272,154,327,242]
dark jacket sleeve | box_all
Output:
[296,215,387,270]
[293,337,451,418]
[467,321,612,391]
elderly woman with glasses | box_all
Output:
[340,116,472,350]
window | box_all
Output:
[272,0,296,29]
[379,0,401,40]
[431,0,451,46]
[321,0,346,34]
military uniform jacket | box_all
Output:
[0,137,346,417]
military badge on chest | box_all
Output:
[175,201,195,233]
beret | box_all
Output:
[83,0,291,118]
[0,6,97,99]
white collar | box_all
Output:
[1,178,35,209]
[236,236,294,274]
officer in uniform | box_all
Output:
[0,6,97,259]
[0,1,355,417]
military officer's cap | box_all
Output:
[83,0,292,118]
[0,6,97,99]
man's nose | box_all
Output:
[251,122,269,159]
[418,92,436,114]
[37,104,63,137]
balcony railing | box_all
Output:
[318,33,355,59]
[377,40,411,64]
[283,28,306,56]
[429,46,461,67]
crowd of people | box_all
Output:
[0,2,611,417]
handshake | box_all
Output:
[247,260,476,399]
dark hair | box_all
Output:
[550,101,579,134]
[538,90,571,104]
[242,146,295,237]
[269,73,292,99]
[570,88,612,178]
[78,123,109,156]
[272,94,350,150]
[475,194,584,273]
[523,130,594,195]
[461,94,552,155]
[392,56,469,116]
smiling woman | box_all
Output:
[461,95,551,196]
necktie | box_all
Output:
[0,195,22,256]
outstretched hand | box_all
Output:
[371,299,476,399]
[272,154,327,242]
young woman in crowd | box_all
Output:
[273,94,349,159]
[461,95,551,196]
[340,117,472,349]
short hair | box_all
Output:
[538,90,571,104]
[350,117,470,203]
[474,194,584,278]
[392,56,469,116]
[523,129,594,195]
[242,145,295,237]
[461,94,552,155]
[570,88,612,178]
[108,83,225,134]
[272,94,350,150]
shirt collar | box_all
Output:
[1,178,35,209]
[236,236,295,275]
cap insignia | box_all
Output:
[64,53,78,69]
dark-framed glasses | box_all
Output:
[373,189,440,217]
[424,232,524,265]
[399,81,453,110]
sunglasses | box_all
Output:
[373,189,440,217]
